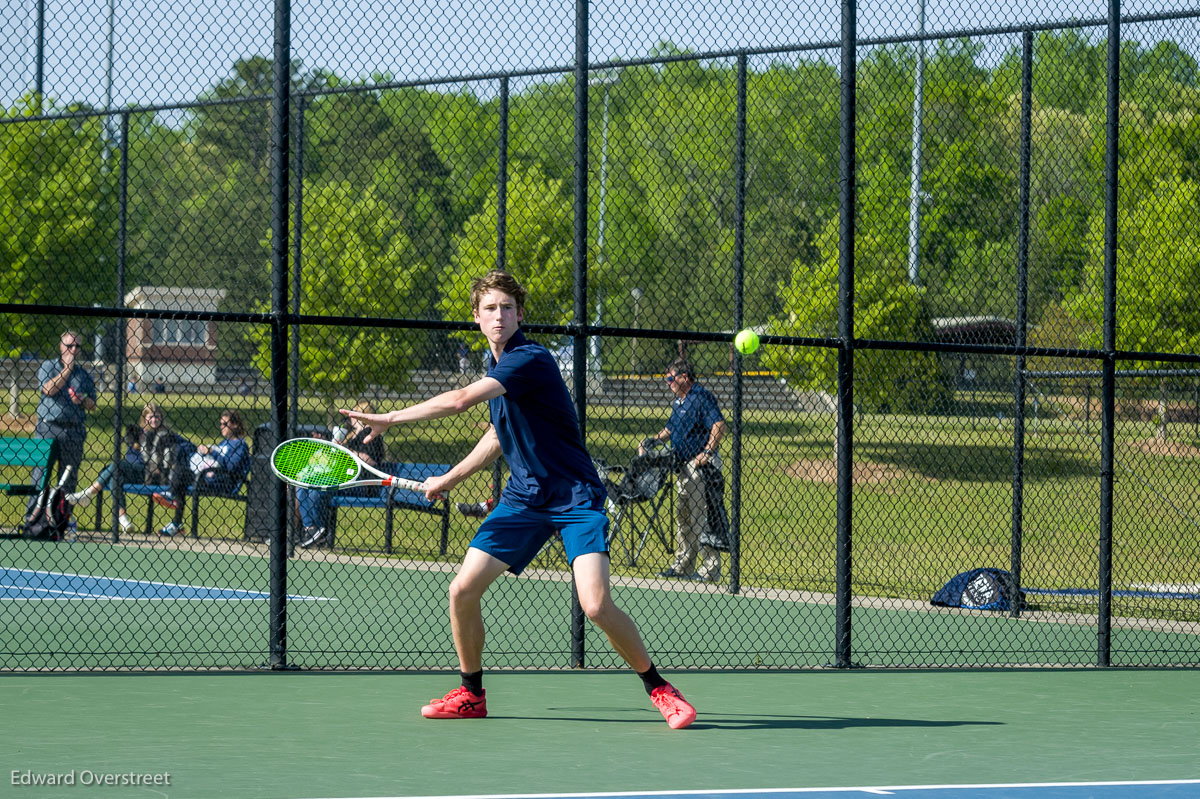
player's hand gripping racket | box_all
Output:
[271,437,425,492]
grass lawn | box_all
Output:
[4,386,1199,628]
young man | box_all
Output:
[342,270,696,729]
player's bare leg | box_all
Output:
[571,552,653,670]
[421,547,509,719]
[572,552,696,728]
[448,547,509,672]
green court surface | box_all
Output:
[3,669,1198,799]
[6,538,1199,670]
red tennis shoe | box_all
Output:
[421,686,487,719]
[650,683,696,729]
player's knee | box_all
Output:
[448,575,485,607]
[579,593,614,624]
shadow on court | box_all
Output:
[524,707,1002,731]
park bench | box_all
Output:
[110,472,250,539]
[323,462,452,555]
[0,437,57,502]
[94,439,249,539]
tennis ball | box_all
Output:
[734,329,759,355]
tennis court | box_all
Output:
[4,668,1198,799]
[6,537,1200,671]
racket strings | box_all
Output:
[272,439,360,488]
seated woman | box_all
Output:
[152,409,250,537]
[67,401,182,532]
[297,399,385,549]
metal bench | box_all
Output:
[0,437,57,499]
[324,462,452,555]
[103,476,249,539]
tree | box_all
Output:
[439,165,573,339]
[1068,176,1200,356]
[251,182,433,404]
[1067,176,1200,438]
[764,162,950,413]
[0,96,116,351]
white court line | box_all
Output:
[0,567,334,601]
[301,780,1200,799]
[0,582,119,599]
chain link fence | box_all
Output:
[2,0,1198,671]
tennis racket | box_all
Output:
[271,437,426,492]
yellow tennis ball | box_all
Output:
[734,329,759,355]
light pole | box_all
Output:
[907,0,926,285]
[589,70,618,375]
[630,287,643,375]
[34,0,45,113]
[103,0,117,160]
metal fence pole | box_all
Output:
[34,0,45,112]
[497,76,509,272]
[1097,0,1122,667]
[1010,30,1034,619]
[569,0,591,669]
[493,76,509,509]
[268,0,292,671]
[112,111,130,544]
[290,97,305,437]
[834,0,858,670]
[730,53,747,596]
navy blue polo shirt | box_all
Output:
[486,330,606,512]
[667,381,724,462]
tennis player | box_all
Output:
[342,270,696,729]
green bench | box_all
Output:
[0,437,57,500]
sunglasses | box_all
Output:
[664,374,679,384]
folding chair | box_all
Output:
[597,450,675,567]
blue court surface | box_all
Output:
[0,567,331,601]
[333,785,1200,799]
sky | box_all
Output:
[1,0,1196,114]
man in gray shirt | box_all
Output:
[30,330,97,499]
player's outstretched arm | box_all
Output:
[423,427,502,499]
[341,377,506,442]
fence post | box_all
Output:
[729,53,747,595]
[268,0,292,671]
[290,96,305,439]
[497,76,509,272]
[112,111,130,544]
[569,0,590,669]
[1097,0,1122,668]
[1010,30,1034,619]
[834,0,857,670]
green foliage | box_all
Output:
[1067,176,1200,359]
[251,182,431,402]
[11,28,1200,385]
[439,165,573,339]
[0,96,116,350]
[764,162,951,413]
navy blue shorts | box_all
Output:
[470,500,609,574]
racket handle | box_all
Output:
[382,475,428,493]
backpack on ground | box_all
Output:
[931,567,1025,612]
[22,466,74,541]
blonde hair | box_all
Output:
[140,402,165,427]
